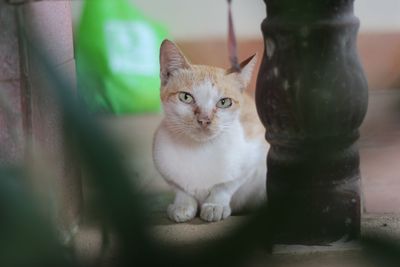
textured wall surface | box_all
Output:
[0,1,23,165]
[0,0,84,239]
[19,0,82,237]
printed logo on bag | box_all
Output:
[105,20,158,75]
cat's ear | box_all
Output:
[160,39,191,86]
[226,54,257,89]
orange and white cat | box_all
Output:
[153,40,269,223]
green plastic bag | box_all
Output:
[76,0,168,114]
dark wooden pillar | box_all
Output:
[256,0,368,244]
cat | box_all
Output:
[153,39,269,223]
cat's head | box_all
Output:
[159,39,257,142]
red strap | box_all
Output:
[227,0,241,72]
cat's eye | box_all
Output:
[216,98,232,109]
[178,92,194,104]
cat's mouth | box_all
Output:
[196,125,214,134]
[189,126,219,142]
[197,126,211,132]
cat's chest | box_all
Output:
[154,128,247,193]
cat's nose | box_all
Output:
[197,117,211,128]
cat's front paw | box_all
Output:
[200,203,231,222]
[167,204,197,223]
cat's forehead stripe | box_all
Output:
[160,65,243,102]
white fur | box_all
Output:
[153,80,269,223]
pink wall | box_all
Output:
[0,1,23,164]
[0,0,82,239]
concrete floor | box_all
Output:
[95,89,400,266]
[73,213,400,266]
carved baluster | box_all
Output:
[256,0,368,244]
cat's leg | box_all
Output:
[200,178,246,222]
[167,189,198,223]
[230,172,266,213]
